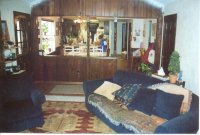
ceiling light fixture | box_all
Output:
[74,16,86,23]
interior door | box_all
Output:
[162,14,177,75]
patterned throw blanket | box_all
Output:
[88,93,166,134]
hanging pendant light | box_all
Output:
[74,16,86,23]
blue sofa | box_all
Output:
[83,70,199,133]
[0,72,45,132]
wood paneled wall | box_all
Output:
[33,56,117,81]
[32,0,161,18]
[30,0,163,81]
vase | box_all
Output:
[169,73,178,83]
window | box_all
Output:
[40,20,56,55]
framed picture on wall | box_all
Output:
[1,20,10,43]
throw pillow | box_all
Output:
[113,83,141,106]
[148,83,192,114]
[127,88,157,115]
[94,81,121,101]
[153,89,184,120]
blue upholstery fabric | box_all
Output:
[0,72,45,132]
[83,70,199,133]
[153,89,184,120]
[113,70,163,87]
[155,94,199,133]
[31,88,46,107]
[127,88,156,115]
[113,84,141,105]
[2,72,35,103]
[85,101,134,133]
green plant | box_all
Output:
[138,63,152,75]
[41,23,48,34]
[41,41,49,52]
[168,51,180,75]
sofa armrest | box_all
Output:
[83,78,113,99]
[155,111,199,133]
[31,88,46,107]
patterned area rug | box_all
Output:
[30,101,116,133]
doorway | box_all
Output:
[162,14,177,75]
[13,11,31,55]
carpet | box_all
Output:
[48,84,84,96]
[30,101,116,133]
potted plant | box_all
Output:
[41,23,48,35]
[168,51,180,83]
[138,63,152,76]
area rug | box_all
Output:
[30,101,115,133]
[48,84,84,96]
[45,95,85,102]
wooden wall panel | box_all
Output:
[88,58,101,80]
[154,16,163,70]
[60,0,81,16]
[101,59,117,78]
[32,56,117,82]
[84,0,93,16]
[30,0,163,81]
[56,57,69,81]
[43,57,57,81]
[127,0,134,17]
[93,0,103,16]
[103,0,111,16]
[31,0,162,18]
[117,0,128,17]
[109,0,118,16]
[49,0,60,15]
[88,58,117,80]
[32,56,44,81]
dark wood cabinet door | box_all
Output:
[44,57,57,81]
[56,57,68,81]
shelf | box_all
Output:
[3,46,18,50]
[12,70,26,75]
[4,60,17,64]
[152,73,169,81]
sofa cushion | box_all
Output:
[153,89,184,120]
[113,84,141,106]
[148,83,192,114]
[94,81,121,101]
[127,88,156,115]
[113,70,163,87]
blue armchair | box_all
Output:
[0,72,45,132]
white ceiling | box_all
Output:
[154,0,176,6]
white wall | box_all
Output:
[164,0,200,95]
[0,0,31,43]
